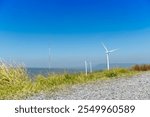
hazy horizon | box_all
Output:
[0,0,150,68]
[24,63,137,69]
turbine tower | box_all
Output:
[102,43,118,70]
[85,60,88,76]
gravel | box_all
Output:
[27,72,150,100]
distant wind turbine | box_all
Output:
[85,60,88,76]
[102,43,118,70]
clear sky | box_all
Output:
[0,0,150,68]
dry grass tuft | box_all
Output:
[131,64,150,71]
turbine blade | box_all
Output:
[109,49,118,53]
[101,42,108,51]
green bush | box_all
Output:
[104,71,118,77]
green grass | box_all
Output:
[0,62,140,100]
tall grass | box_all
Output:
[0,62,138,100]
[131,64,150,71]
[0,61,32,99]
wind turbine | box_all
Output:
[102,43,118,70]
[85,60,88,76]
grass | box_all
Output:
[131,64,150,71]
[0,62,141,100]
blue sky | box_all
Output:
[0,0,150,68]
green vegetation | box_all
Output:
[0,62,140,100]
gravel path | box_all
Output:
[28,72,150,100]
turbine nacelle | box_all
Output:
[101,42,118,70]
[105,49,118,54]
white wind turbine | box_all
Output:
[85,60,88,76]
[84,61,93,75]
[102,43,118,70]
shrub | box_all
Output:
[64,74,72,79]
[116,68,128,73]
[104,71,118,77]
[103,68,130,78]
[131,64,150,71]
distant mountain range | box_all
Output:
[94,63,136,70]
